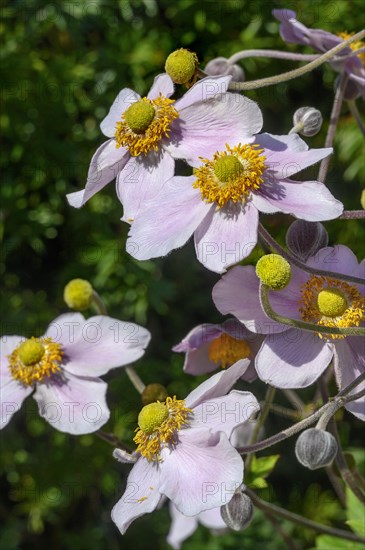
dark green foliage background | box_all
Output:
[1,0,364,548]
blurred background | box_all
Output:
[1,0,364,548]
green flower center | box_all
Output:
[124,100,156,134]
[18,338,45,366]
[213,155,244,183]
[165,48,198,84]
[317,288,348,317]
[256,254,292,290]
[138,402,169,435]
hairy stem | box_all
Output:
[247,489,365,543]
[227,49,319,64]
[91,290,108,315]
[318,73,348,182]
[339,210,365,219]
[228,31,365,91]
[258,223,365,286]
[125,366,146,394]
[347,100,365,138]
[245,386,276,469]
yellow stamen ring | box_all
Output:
[337,32,365,65]
[299,276,365,339]
[134,396,192,462]
[8,337,63,386]
[208,333,251,369]
[193,143,267,208]
[115,96,179,156]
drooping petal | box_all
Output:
[117,149,175,223]
[333,338,365,421]
[190,390,260,438]
[212,266,287,334]
[126,176,212,260]
[255,329,334,388]
[147,73,174,100]
[111,458,161,535]
[255,179,343,221]
[167,93,262,163]
[0,336,33,429]
[100,88,140,137]
[67,140,129,208]
[159,429,243,516]
[185,359,250,409]
[194,202,258,273]
[32,372,110,434]
[173,324,223,376]
[167,503,199,550]
[60,316,150,378]
[254,133,332,179]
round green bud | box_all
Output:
[295,428,338,470]
[165,48,198,84]
[213,155,243,183]
[64,278,93,311]
[124,100,155,134]
[256,254,291,290]
[18,338,45,366]
[138,402,169,434]
[142,383,169,406]
[317,288,348,317]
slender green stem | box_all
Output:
[283,390,305,413]
[347,100,365,138]
[318,73,348,182]
[228,31,365,91]
[260,283,365,336]
[91,290,108,315]
[258,224,365,286]
[247,489,365,543]
[227,49,318,64]
[125,366,146,394]
[237,373,365,454]
[95,430,133,452]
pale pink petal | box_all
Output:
[255,329,334,388]
[67,140,129,208]
[212,266,286,334]
[254,133,332,179]
[117,149,175,223]
[173,324,223,376]
[306,245,363,278]
[100,89,140,137]
[167,503,199,550]
[147,73,174,100]
[190,390,260,438]
[167,94,262,163]
[32,372,110,434]
[333,338,365,421]
[194,202,258,273]
[126,176,212,260]
[0,336,33,429]
[185,359,250,409]
[256,179,343,221]
[174,76,232,111]
[43,313,86,347]
[159,429,243,516]
[199,506,227,529]
[61,316,150,377]
[111,458,161,534]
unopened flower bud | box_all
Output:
[63,278,93,311]
[165,48,198,85]
[291,107,323,137]
[141,383,168,406]
[286,220,328,261]
[295,428,338,470]
[221,491,253,531]
[256,254,291,290]
[204,57,245,82]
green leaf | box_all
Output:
[313,534,364,549]
[250,455,280,478]
[346,487,365,537]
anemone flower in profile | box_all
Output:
[0,313,150,433]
